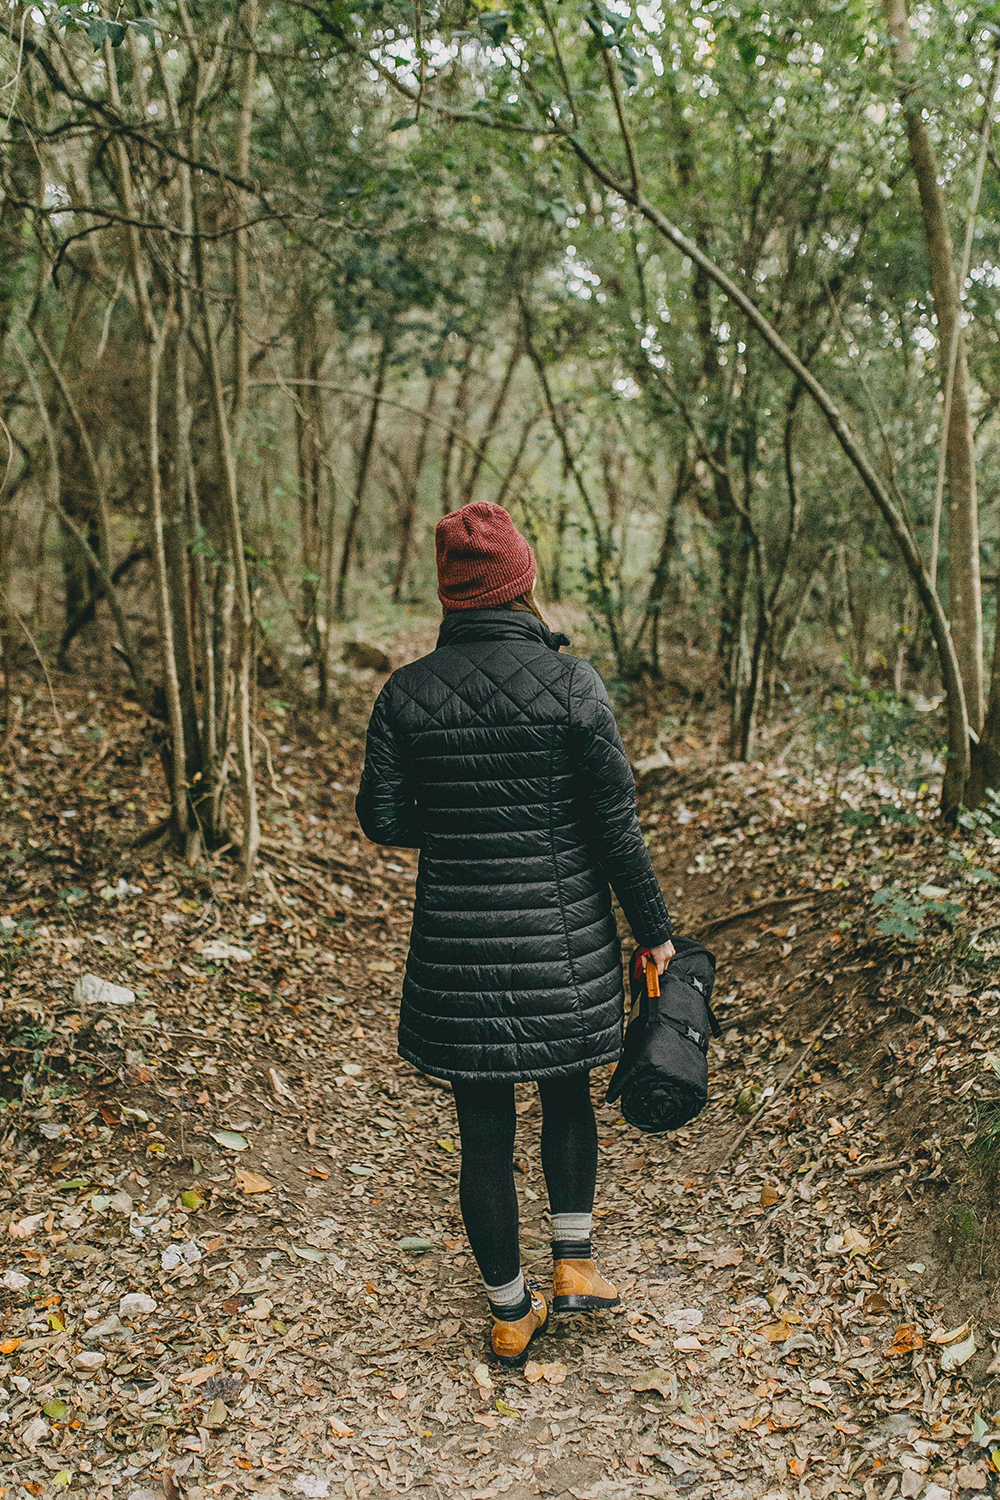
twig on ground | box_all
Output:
[844,1158,907,1180]
[710,999,838,1179]
[700,889,840,937]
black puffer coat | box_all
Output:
[355,609,672,1083]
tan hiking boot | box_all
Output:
[490,1287,549,1368]
[552,1259,621,1312]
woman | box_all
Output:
[356,500,674,1367]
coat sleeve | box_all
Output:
[569,659,672,947]
[355,679,422,849]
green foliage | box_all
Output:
[54,5,156,50]
[958,788,1000,839]
[810,672,940,787]
[951,1204,980,1241]
[871,884,962,942]
[0,918,36,975]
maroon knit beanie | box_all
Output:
[436,501,536,610]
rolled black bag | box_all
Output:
[605,935,720,1134]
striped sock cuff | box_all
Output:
[551,1211,592,1261]
[485,1270,530,1321]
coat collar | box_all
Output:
[437,608,570,652]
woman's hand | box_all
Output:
[648,940,675,974]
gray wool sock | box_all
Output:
[551,1211,593,1260]
[485,1270,529,1320]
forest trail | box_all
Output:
[2,666,998,1500]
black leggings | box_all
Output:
[451,1073,598,1286]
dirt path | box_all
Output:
[2,671,998,1500]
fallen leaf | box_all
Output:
[329,1417,354,1438]
[235,1170,272,1194]
[269,1066,297,1101]
[632,1368,678,1401]
[885,1325,924,1357]
[8,1214,44,1240]
[21,1416,48,1452]
[662,1308,703,1331]
[930,1320,970,1345]
[495,1399,519,1418]
[673,1333,702,1351]
[210,1129,249,1151]
[222,1294,254,1316]
[292,1478,330,1499]
[709,1247,744,1269]
[538,1361,567,1384]
[759,1185,781,1207]
[119,1292,157,1318]
[474,1363,494,1390]
[279,1240,326,1264]
[523,1361,544,1383]
[367,959,396,973]
[940,1329,976,1371]
[200,941,253,962]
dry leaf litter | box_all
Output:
[3,645,1000,1500]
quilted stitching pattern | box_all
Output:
[356,609,672,1083]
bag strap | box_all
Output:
[654,1010,712,1055]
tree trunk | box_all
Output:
[459,342,520,507]
[521,301,622,664]
[105,40,190,839]
[969,592,1000,804]
[494,415,539,512]
[630,456,688,673]
[882,0,983,731]
[336,333,391,618]
[393,376,437,603]
[232,0,258,428]
[158,39,222,855]
[192,176,259,884]
[439,344,475,515]
[318,471,338,710]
